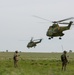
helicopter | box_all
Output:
[33,15,74,39]
[46,21,73,39]
[27,37,42,48]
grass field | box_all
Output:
[0,52,74,75]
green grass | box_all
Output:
[0,52,74,75]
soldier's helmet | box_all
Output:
[15,50,18,53]
[63,51,67,54]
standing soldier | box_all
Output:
[13,51,20,67]
[61,51,68,71]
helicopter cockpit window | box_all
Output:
[52,24,56,27]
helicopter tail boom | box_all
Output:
[59,21,73,32]
[35,39,42,44]
[68,21,73,29]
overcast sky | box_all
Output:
[0,0,74,52]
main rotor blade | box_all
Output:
[33,39,42,41]
[33,15,74,24]
[33,15,50,22]
[57,17,74,23]
[59,22,74,25]
[30,37,33,41]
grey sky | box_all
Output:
[0,0,74,52]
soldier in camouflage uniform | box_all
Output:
[61,51,68,71]
[13,51,20,67]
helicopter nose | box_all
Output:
[27,45,29,48]
[46,32,49,36]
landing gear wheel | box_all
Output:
[59,37,62,39]
[48,38,51,40]
[51,36,53,38]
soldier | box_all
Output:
[13,51,20,67]
[61,51,68,71]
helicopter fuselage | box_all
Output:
[27,42,36,48]
[46,21,73,39]
[27,39,42,48]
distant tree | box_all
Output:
[6,50,8,52]
[19,51,22,53]
[69,50,72,53]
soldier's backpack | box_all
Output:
[13,56,16,60]
[61,54,65,62]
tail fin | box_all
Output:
[40,39,42,42]
[68,21,73,29]
[38,39,42,43]
[36,39,42,44]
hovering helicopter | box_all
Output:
[46,21,73,39]
[27,37,42,48]
[33,15,74,39]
